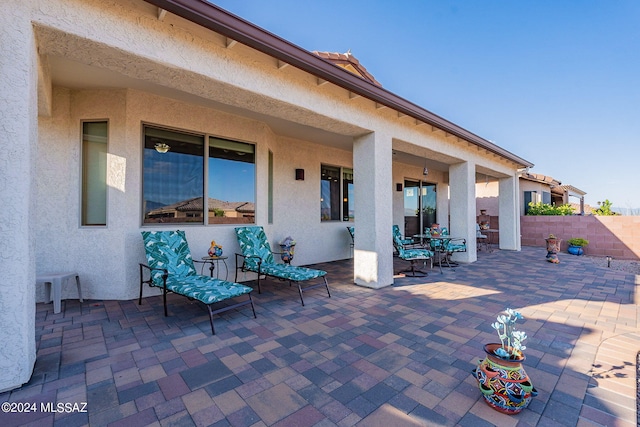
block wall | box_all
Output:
[521,215,640,260]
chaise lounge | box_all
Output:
[139,230,256,334]
[235,226,331,306]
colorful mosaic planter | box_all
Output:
[473,343,538,415]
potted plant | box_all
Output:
[567,237,589,256]
[473,308,537,414]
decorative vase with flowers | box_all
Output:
[473,308,537,414]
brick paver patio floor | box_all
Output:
[2,246,638,426]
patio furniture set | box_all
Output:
[139,226,331,335]
[41,223,477,335]
[392,224,467,277]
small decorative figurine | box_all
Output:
[545,234,561,264]
[208,240,223,257]
[279,236,296,264]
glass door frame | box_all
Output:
[403,179,437,238]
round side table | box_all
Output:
[201,256,229,280]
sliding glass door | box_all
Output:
[403,180,437,237]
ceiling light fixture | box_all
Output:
[154,143,170,153]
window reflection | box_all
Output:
[208,138,255,224]
[143,126,204,224]
[142,125,255,225]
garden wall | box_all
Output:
[520,215,640,260]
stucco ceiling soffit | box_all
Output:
[36,26,367,149]
[143,0,533,169]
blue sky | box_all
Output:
[211,0,640,211]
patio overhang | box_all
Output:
[144,0,533,170]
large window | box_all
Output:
[142,125,255,225]
[81,121,108,226]
[321,165,353,221]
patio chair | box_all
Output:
[392,225,421,250]
[476,223,489,252]
[234,226,331,306]
[441,227,467,265]
[140,230,256,334]
[393,227,434,277]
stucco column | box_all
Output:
[436,180,449,227]
[0,1,37,392]
[353,132,393,288]
[448,162,476,263]
[498,174,520,250]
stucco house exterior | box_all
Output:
[0,0,533,391]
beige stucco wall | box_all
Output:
[476,181,499,216]
[0,0,38,393]
[35,87,364,301]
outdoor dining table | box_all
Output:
[412,233,431,246]
[412,234,463,271]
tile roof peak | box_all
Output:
[312,50,381,86]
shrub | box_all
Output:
[526,202,575,216]
[567,237,589,247]
[594,199,617,216]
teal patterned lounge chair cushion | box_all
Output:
[163,276,253,304]
[440,227,467,252]
[142,230,197,285]
[234,226,275,269]
[400,247,433,259]
[235,226,326,281]
[141,230,252,303]
[255,263,326,281]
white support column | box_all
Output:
[0,1,37,392]
[499,174,520,250]
[436,181,449,229]
[448,162,476,263]
[353,132,394,288]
